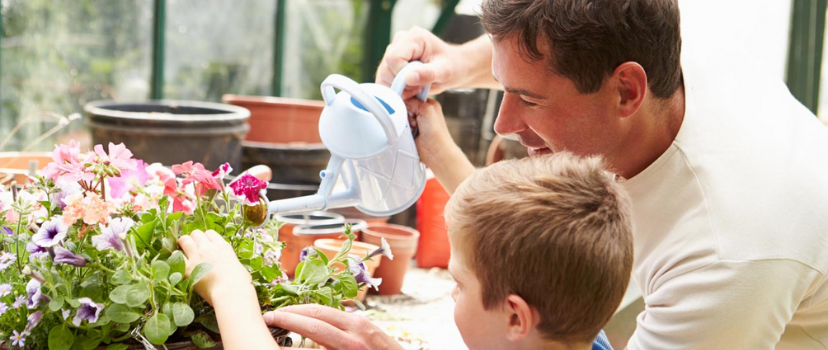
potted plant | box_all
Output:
[0,140,388,349]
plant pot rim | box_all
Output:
[222,94,325,108]
[363,224,421,240]
[314,238,379,253]
[243,139,327,150]
[276,211,344,226]
[84,100,250,123]
[294,220,367,235]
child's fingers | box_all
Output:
[189,229,210,247]
[270,305,357,331]
[263,309,352,349]
[178,235,198,258]
[204,230,224,244]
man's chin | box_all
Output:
[527,147,553,157]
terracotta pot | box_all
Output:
[361,224,420,295]
[329,206,390,227]
[0,151,53,185]
[276,212,344,278]
[313,238,381,303]
[222,95,325,144]
[295,219,367,241]
[415,171,451,268]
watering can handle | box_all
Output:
[390,61,431,101]
[321,74,398,146]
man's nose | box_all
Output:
[493,95,526,136]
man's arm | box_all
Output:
[628,259,819,350]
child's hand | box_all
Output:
[178,229,251,305]
[405,98,454,167]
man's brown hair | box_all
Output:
[445,153,633,343]
[481,0,682,99]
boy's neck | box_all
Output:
[515,336,593,350]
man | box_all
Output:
[266,1,828,349]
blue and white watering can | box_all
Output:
[266,62,430,216]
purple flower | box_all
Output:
[92,217,133,251]
[263,250,280,267]
[107,160,150,199]
[51,182,81,211]
[26,242,48,261]
[228,173,267,206]
[0,302,8,316]
[26,279,48,309]
[13,296,25,308]
[10,330,25,347]
[299,247,313,262]
[347,256,382,291]
[0,252,16,271]
[0,283,11,297]
[366,237,394,261]
[32,216,69,248]
[72,298,104,326]
[25,311,44,333]
[2,226,12,235]
[54,246,88,267]
[62,309,70,320]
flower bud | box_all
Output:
[243,196,269,227]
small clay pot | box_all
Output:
[313,238,380,303]
[294,219,367,241]
[275,212,344,278]
[361,224,420,295]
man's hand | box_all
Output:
[178,229,251,305]
[263,305,405,350]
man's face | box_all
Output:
[448,232,510,350]
[492,36,628,160]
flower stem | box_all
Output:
[15,212,23,271]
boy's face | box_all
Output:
[448,231,511,350]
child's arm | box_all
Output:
[406,98,476,194]
[178,229,280,350]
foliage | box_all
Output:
[0,141,383,348]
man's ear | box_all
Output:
[612,62,648,118]
[504,294,537,341]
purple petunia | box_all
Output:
[347,255,382,291]
[0,252,15,271]
[228,173,267,206]
[0,283,11,297]
[26,279,48,309]
[366,237,394,261]
[53,246,87,267]
[10,330,25,347]
[26,242,48,261]
[32,216,69,248]
[72,298,104,326]
[92,217,133,251]
[25,311,44,333]
[2,226,12,235]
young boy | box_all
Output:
[179,152,632,350]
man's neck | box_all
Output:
[613,85,686,179]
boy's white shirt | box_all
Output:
[623,43,828,349]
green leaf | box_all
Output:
[169,272,182,286]
[166,211,183,227]
[126,283,150,307]
[48,295,65,311]
[312,247,329,265]
[114,322,131,332]
[80,283,103,301]
[106,344,129,350]
[109,285,132,304]
[105,304,141,323]
[314,287,333,306]
[111,270,132,285]
[246,256,263,272]
[237,240,254,259]
[195,313,220,334]
[134,219,157,249]
[79,336,102,350]
[261,264,282,282]
[49,325,75,350]
[190,330,217,348]
[66,298,81,308]
[161,237,175,252]
[339,274,359,299]
[352,298,366,311]
[172,302,195,327]
[144,312,172,345]
[190,262,214,288]
[152,260,171,282]
[167,251,186,276]
[299,259,328,286]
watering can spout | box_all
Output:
[267,194,326,215]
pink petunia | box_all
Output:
[228,173,267,206]
[42,140,95,183]
[107,160,151,199]
[94,142,137,174]
[163,178,195,215]
[172,161,220,196]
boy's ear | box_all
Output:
[611,61,647,118]
[504,294,537,341]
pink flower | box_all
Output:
[212,163,233,181]
[107,160,151,199]
[94,142,137,174]
[146,163,175,184]
[172,161,221,196]
[229,173,267,206]
[62,192,114,226]
[42,140,94,183]
[163,178,195,215]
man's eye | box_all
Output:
[520,98,537,107]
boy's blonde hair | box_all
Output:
[445,152,633,343]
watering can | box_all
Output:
[264,61,430,217]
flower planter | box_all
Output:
[0,151,52,185]
[415,172,451,268]
[84,100,250,171]
[241,140,330,185]
[221,95,324,144]
[313,239,381,303]
[361,224,420,295]
[275,212,345,278]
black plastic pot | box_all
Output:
[85,100,250,171]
